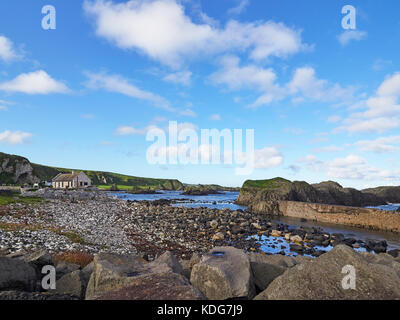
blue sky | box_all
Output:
[0,0,400,188]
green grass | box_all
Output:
[242,177,291,189]
[0,194,43,206]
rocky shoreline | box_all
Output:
[1,189,400,299]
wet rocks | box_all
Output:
[190,246,255,300]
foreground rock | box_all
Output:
[255,245,400,300]
[0,290,79,300]
[95,273,205,300]
[0,256,37,291]
[52,270,89,299]
[85,253,150,300]
[190,246,255,300]
[248,253,311,291]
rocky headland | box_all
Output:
[236,178,400,232]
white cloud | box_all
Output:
[355,136,400,153]
[163,70,192,85]
[338,30,367,46]
[253,147,283,169]
[0,99,13,111]
[85,72,172,110]
[300,153,399,181]
[336,117,400,134]
[115,125,157,136]
[0,70,69,94]
[284,127,305,135]
[313,145,343,153]
[0,35,20,62]
[228,0,249,15]
[179,108,197,117]
[372,59,392,71]
[210,55,284,107]
[84,0,307,67]
[211,59,353,107]
[336,72,400,133]
[116,121,197,136]
[0,130,32,145]
[210,114,221,121]
[327,115,342,123]
[287,67,354,102]
[211,55,277,91]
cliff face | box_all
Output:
[236,178,390,209]
[0,152,184,190]
[362,186,400,204]
[0,152,39,185]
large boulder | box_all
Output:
[85,252,182,300]
[255,245,400,300]
[85,253,151,300]
[52,270,89,299]
[190,247,255,300]
[7,249,53,275]
[248,253,297,291]
[0,256,37,291]
[55,261,80,280]
[150,251,183,275]
[95,273,206,300]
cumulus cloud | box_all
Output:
[355,136,400,153]
[0,35,21,62]
[211,58,353,107]
[336,72,400,133]
[300,153,399,181]
[163,70,192,86]
[287,67,354,102]
[85,71,172,110]
[252,147,283,169]
[115,125,157,136]
[0,99,14,111]
[179,108,197,117]
[338,30,367,46]
[0,130,32,144]
[0,70,69,94]
[83,0,308,67]
[227,0,249,15]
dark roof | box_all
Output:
[52,172,80,182]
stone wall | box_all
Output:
[249,200,400,233]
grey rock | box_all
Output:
[55,261,80,280]
[150,251,183,275]
[0,290,79,300]
[190,246,255,300]
[255,245,400,300]
[85,253,150,300]
[0,256,37,291]
[52,270,87,299]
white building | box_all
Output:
[52,171,92,189]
